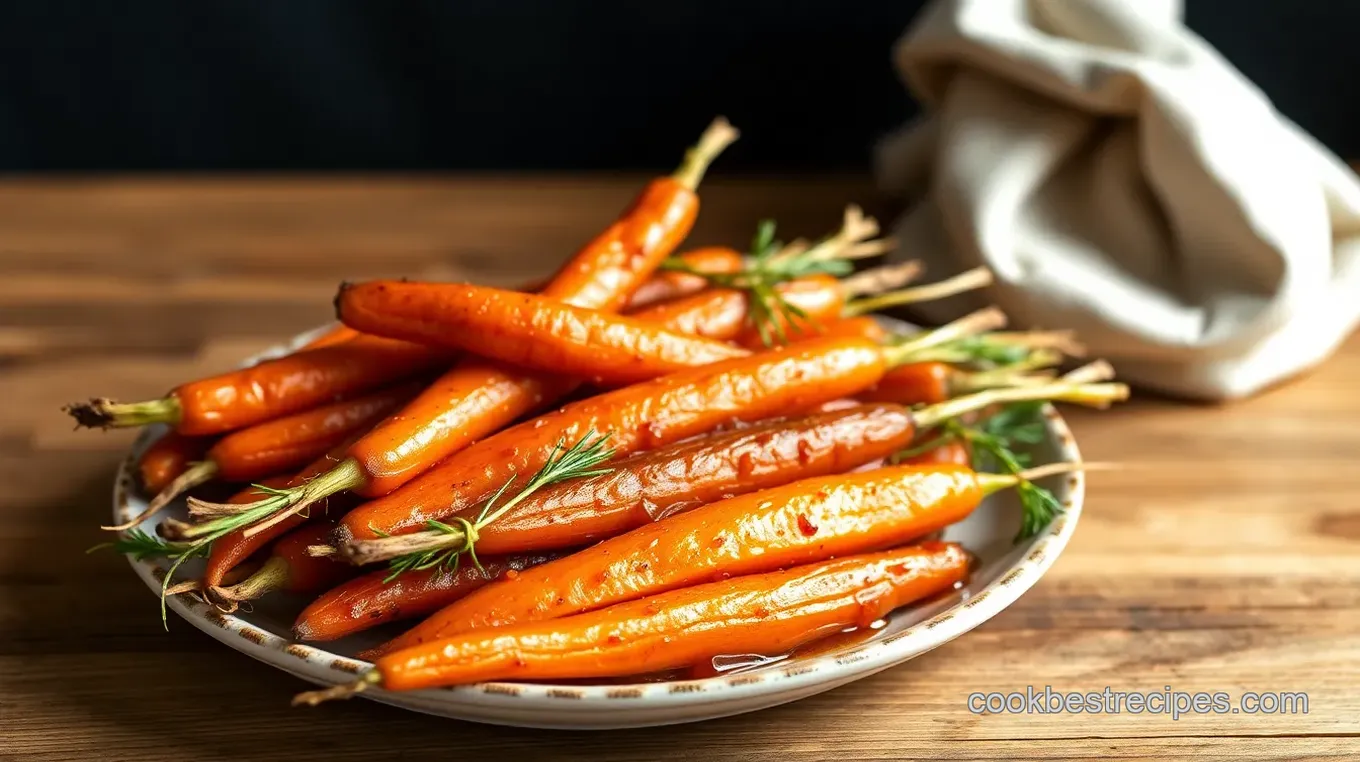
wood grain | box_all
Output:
[1,176,1356,762]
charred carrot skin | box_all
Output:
[472,404,918,556]
[624,247,744,310]
[369,543,969,692]
[338,337,889,542]
[202,441,361,587]
[172,335,452,436]
[337,281,748,387]
[293,553,556,642]
[377,464,981,652]
[207,381,422,482]
[137,433,211,494]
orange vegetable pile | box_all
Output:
[69,118,1129,706]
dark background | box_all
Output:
[0,1,1353,172]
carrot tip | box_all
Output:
[64,399,116,429]
[63,396,181,429]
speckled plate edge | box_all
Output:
[113,322,1084,729]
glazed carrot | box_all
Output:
[342,404,920,564]
[294,543,970,701]
[136,432,211,495]
[898,438,972,467]
[104,381,421,531]
[292,553,556,642]
[373,460,1075,654]
[338,280,750,386]
[624,247,744,310]
[65,334,452,436]
[207,522,357,610]
[325,312,1020,545]
[300,325,359,350]
[178,120,740,539]
[334,337,896,543]
[198,437,364,589]
[338,263,992,387]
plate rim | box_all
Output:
[112,322,1085,724]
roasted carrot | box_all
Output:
[860,361,1052,406]
[292,553,556,642]
[332,337,903,544]
[207,522,357,611]
[300,325,359,350]
[624,247,744,310]
[373,456,1089,655]
[136,432,212,495]
[65,334,452,436]
[324,316,1081,552]
[104,381,421,531]
[898,438,973,467]
[193,432,367,590]
[294,542,970,701]
[179,121,740,536]
[338,280,750,386]
[341,404,920,564]
[345,372,1120,609]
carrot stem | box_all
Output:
[102,460,219,531]
[838,260,923,298]
[912,381,1129,430]
[844,267,994,317]
[209,556,289,607]
[881,307,1008,365]
[671,117,740,190]
[65,397,181,429]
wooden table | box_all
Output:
[2,177,1357,761]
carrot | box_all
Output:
[103,381,421,532]
[206,522,357,611]
[320,312,1007,544]
[178,120,740,537]
[374,456,1094,655]
[337,280,750,386]
[64,334,453,436]
[300,325,359,350]
[330,337,904,544]
[294,542,970,701]
[897,438,972,467]
[341,403,921,564]
[624,247,744,310]
[136,432,212,495]
[292,553,556,642]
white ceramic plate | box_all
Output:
[112,323,1086,729]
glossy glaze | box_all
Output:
[208,380,419,481]
[294,553,557,642]
[378,543,970,691]
[861,362,954,405]
[338,281,748,387]
[136,432,211,494]
[339,338,888,541]
[379,464,979,652]
[473,404,918,555]
[623,246,743,310]
[173,335,450,435]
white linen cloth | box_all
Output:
[877,0,1360,399]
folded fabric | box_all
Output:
[876,0,1360,400]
